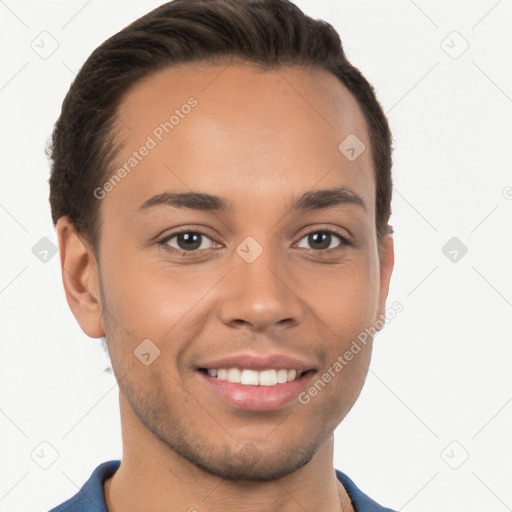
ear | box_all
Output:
[56,217,105,338]
[375,233,395,330]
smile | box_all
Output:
[197,368,317,411]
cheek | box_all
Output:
[100,246,201,335]
[300,260,380,339]
[100,253,225,378]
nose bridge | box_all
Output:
[217,235,303,330]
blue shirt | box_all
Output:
[48,460,397,511]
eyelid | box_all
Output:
[296,225,351,242]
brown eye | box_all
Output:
[170,232,204,251]
[159,230,217,255]
[296,230,350,251]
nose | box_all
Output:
[217,246,304,333]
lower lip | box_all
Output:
[196,370,316,411]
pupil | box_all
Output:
[310,232,330,250]
[178,233,201,251]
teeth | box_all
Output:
[276,369,288,383]
[259,369,277,386]
[205,367,303,385]
[227,368,241,382]
[241,369,259,385]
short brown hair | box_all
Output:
[48,0,393,255]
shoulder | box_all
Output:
[335,469,398,512]
[47,460,121,512]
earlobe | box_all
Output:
[376,234,395,330]
[56,217,105,338]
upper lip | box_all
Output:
[197,352,317,372]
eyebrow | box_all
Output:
[135,186,367,214]
[291,186,367,212]
[136,191,235,213]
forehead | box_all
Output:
[105,61,374,219]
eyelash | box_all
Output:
[157,227,352,258]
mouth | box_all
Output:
[196,367,317,411]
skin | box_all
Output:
[57,60,394,512]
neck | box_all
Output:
[104,393,353,512]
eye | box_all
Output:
[159,230,218,255]
[157,227,351,258]
[296,229,351,252]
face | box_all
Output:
[67,62,393,482]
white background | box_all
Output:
[1,1,511,511]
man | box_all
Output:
[47,0,396,510]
